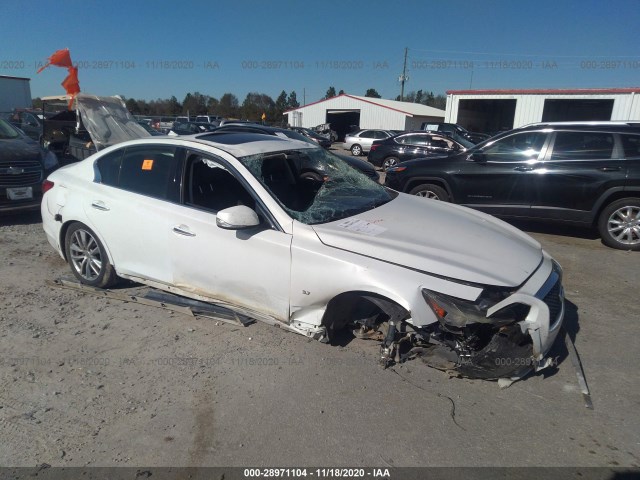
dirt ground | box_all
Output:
[0,210,639,469]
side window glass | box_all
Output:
[374,131,388,139]
[96,149,125,186]
[483,132,547,162]
[359,131,375,139]
[551,132,614,160]
[185,154,255,213]
[621,134,640,158]
[118,145,180,201]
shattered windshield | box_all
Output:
[239,148,396,225]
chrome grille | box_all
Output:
[0,160,43,187]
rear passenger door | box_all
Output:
[621,133,640,192]
[528,130,627,222]
[85,144,184,283]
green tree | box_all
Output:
[365,88,381,98]
[325,86,336,99]
[275,90,289,121]
[287,91,300,109]
[338,89,345,95]
[207,96,220,114]
[125,98,140,114]
[219,93,240,118]
[241,92,276,122]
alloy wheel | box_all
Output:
[607,205,640,245]
[69,229,103,280]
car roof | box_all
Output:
[519,121,640,132]
[96,133,317,158]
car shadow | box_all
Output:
[505,218,600,241]
[0,210,42,227]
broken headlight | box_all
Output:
[422,288,528,329]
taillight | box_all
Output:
[370,145,379,151]
[42,179,55,194]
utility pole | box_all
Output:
[303,88,306,106]
[399,47,409,101]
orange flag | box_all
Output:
[61,66,81,108]
[37,48,73,73]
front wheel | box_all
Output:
[409,184,450,201]
[597,198,640,250]
[350,144,362,156]
[382,157,399,171]
[64,222,119,287]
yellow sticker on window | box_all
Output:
[142,159,154,170]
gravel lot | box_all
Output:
[0,203,639,468]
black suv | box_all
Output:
[384,122,640,250]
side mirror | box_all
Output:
[468,152,486,162]
[216,205,260,230]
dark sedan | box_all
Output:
[206,125,378,181]
[290,126,332,148]
[368,131,473,171]
[0,119,58,213]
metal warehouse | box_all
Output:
[445,87,640,135]
[284,94,445,140]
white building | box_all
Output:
[0,75,32,112]
[445,88,640,134]
[284,94,445,139]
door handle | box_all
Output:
[598,166,622,172]
[91,201,109,211]
[514,166,534,171]
[173,225,196,237]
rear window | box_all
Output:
[550,132,614,160]
[621,134,640,158]
[96,145,181,201]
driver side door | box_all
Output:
[169,151,292,322]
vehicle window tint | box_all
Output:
[397,134,424,145]
[118,145,180,201]
[374,131,388,139]
[96,149,125,186]
[359,131,375,139]
[621,134,640,158]
[483,132,547,162]
[185,154,255,213]
[551,132,614,160]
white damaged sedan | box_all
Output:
[41,132,564,380]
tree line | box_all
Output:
[33,86,446,122]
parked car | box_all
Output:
[41,133,565,380]
[6,110,45,143]
[368,131,474,170]
[420,122,490,144]
[0,118,58,213]
[210,124,378,180]
[174,116,189,124]
[385,121,640,250]
[137,121,164,136]
[343,129,394,156]
[290,126,332,148]
[313,123,338,142]
[195,115,222,123]
[168,122,217,136]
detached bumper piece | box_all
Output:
[48,277,254,327]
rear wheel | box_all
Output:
[350,144,362,156]
[64,222,118,288]
[598,198,640,250]
[409,184,449,201]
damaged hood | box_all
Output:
[74,94,150,150]
[311,194,542,287]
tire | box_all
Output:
[382,157,400,171]
[597,198,640,250]
[64,222,118,288]
[350,144,362,156]
[409,184,450,201]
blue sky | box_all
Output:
[1,0,639,104]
